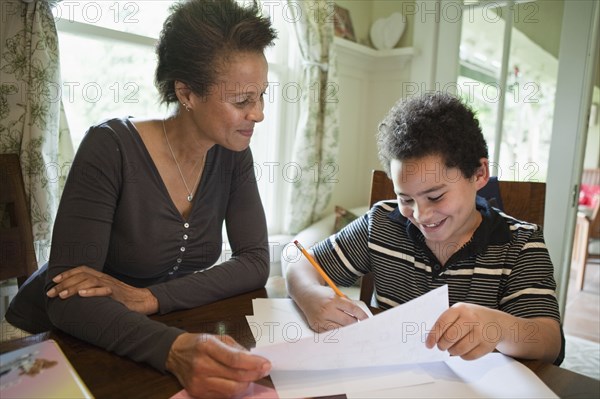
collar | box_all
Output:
[387,196,512,262]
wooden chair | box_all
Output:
[0,154,37,287]
[360,170,546,304]
[572,168,600,290]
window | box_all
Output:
[55,1,172,148]
[458,1,558,181]
[55,0,297,234]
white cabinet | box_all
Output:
[328,37,414,212]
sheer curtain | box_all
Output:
[284,0,340,234]
[0,0,73,265]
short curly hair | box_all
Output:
[377,92,489,179]
[155,0,277,104]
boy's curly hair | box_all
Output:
[377,92,488,179]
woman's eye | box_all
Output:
[398,197,413,204]
[428,194,444,202]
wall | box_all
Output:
[327,42,413,213]
[323,1,416,214]
[328,0,599,214]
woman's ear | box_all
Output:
[474,158,490,190]
[174,81,192,106]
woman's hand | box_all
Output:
[166,333,271,399]
[46,266,158,315]
[296,285,369,332]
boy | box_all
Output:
[286,92,562,364]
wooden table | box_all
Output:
[1,277,599,398]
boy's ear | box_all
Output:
[474,158,490,190]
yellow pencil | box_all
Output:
[294,240,347,298]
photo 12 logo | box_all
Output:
[3,81,140,104]
[400,81,540,105]
[50,1,140,24]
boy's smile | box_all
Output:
[390,155,489,264]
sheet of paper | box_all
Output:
[269,364,434,399]
[247,299,316,347]
[251,285,449,370]
[248,298,373,347]
[346,353,559,399]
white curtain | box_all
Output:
[1,0,73,265]
[284,0,340,234]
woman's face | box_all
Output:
[189,51,269,152]
[390,155,488,252]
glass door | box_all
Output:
[458,0,560,182]
[455,0,599,316]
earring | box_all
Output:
[181,103,190,112]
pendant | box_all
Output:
[187,195,193,202]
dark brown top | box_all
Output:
[45,117,269,371]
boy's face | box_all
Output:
[390,155,489,252]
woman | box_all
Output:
[7,0,277,396]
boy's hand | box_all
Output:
[425,302,501,360]
[297,285,369,332]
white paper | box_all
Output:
[248,298,373,348]
[270,365,433,399]
[346,353,559,399]
[248,300,434,398]
[247,299,316,347]
[251,285,450,370]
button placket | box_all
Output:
[174,222,191,273]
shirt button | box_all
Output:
[433,264,441,272]
[184,223,190,228]
[180,247,186,252]
[173,265,179,271]
[176,258,182,263]
[183,234,188,240]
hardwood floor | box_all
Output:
[563,257,600,343]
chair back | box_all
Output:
[589,194,600,240]
[0,154,37,286]
[572,168,600,290]
[496,180,545,226]
[369,170,397,208]
[581,168,600,187]
[360,169,546,304]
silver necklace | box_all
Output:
[162,119,203,202]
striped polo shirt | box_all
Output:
[312,197,561,322]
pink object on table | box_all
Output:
[170,383,279,399]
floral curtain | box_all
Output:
[1,0,73,265]
[285,0,339,234]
